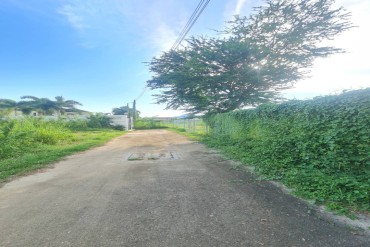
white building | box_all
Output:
[110,114,133,130]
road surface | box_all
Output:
[0,130,368,246]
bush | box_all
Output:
[63,119,89,131]
[134,118,167,129]
[0,118,72,159]
[206,88,370,212]
[111,125,125,131]
[87,114,112,129]
[61,115,125,131]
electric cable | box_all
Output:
[171,0,206,50]
[135,86,147,101]
[171,0,211,50]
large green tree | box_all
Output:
[0,98,34,115]
[112,106,140,118]
[19,96,82,115]
[1,96,83,116]
[147,0,352,114]
[54,96,82,115]
[20,96,57,115]
[0,99,19,116]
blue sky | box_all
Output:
[1,0,369,117]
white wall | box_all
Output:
[110,115,132,130]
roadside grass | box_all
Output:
[201,137,369,219]
[202,90,370,218]
[167,127,206,141]
[134,118,168,129]
[169,127,370,218]
[0,130,124,183]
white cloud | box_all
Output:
[234,0,248,15]
[57,0,129,48]
[58,4,90,31]
[115,0,188,53]
[57,0,185,52]
[147,22,178,51]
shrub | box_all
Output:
[63,119,89,131]
[87,114,112,129]
[0,118,72,159]
[112,125,125,131]
[206,88,370,212]
[134,118,167,129]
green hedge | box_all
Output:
[206,88,370,213]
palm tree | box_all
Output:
[0,99,18,116]
[20,96,57,115]
[54,96,82,115]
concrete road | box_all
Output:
[0,130,368,247]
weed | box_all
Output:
[0,118,124,183]
[203,88,370,215]
[134,118,167,129]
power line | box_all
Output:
[176,0,210,48]
[171,0,205,50]
[171,0,211,50]
[135,86,147,101]
[171,0,210,50]
[132,0,210,113]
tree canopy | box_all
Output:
[147,0,352,114]
[0,96,83,115]
[112,106,140,118]
[54,96,82,115]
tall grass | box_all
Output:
[134,118,167,129]
[0,118,72,160]
[0,117,124,183]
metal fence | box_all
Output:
[160,118,208,134]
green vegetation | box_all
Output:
[164,118,208,134]
[0,118,124,183]
[168,127,205,142]
[202,89,370,215]
[112,106,139,119]
[62,114,118,130]
[134,118,167,129]
[147,0,352,114]
[0,96,83,116]
[147,0,365,218]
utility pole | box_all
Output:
[127,103,131,130]
[133,100,136,121]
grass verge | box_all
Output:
[0,130,124,183]
[167,127,207,141]
[169,127,369,218]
